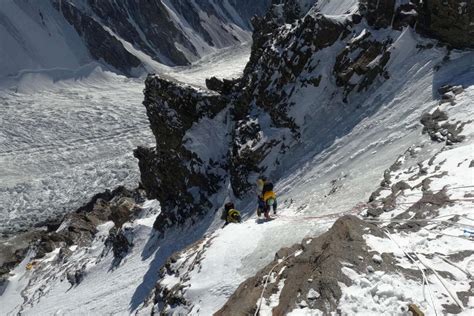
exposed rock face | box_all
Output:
[419,0,474,49]
[104,226,134,267]
[230,12,350,194]
[135,76,228,232]
[52,0,271,72]
[361,0,474,48]
[205,77,238,95]
[359,0,396,29]
[54,0,142,76]
[87,0,189,66]
[0,186,144,280]
[35,186,143,257]
[133,1,402,230]
[135,0,472,231]
[215,216,406,315]
[420,85,467,145]
[334,30,391,101]
[269,0,318,24]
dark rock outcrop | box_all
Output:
[104,226,134,267]
[334,30,391,101]
[86,0,189,66]
[54,0,142,76]
[136,0,472,232]
[52,0,271,71]
[43,186,142,250]
[420,85,467,145]
[215,216,411,315]
[417,0,474,49]
[135,76,228,232]
[0,186,144,279]
[359,0,396,29]
[205,77,238,95]
[361,0,474,48]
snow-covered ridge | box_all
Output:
[134,0,474,231]
[157,85,474,315]
[134,0,474,314]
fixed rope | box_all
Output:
[268,185,474,223]
[384,230,439,316]
[254,249,300,316]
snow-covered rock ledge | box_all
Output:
[0,186,146,289]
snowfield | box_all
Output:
[0,71,152,234]
[0,43,250,234]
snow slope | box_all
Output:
[1,1,474,315]
[316,0,359,15]
[0,0,265,79]
[1,201,162,315]
[152,47,474,314]
[0,0,91,78]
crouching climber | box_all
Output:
[221,202,241,226]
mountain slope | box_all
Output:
[1,0,473,315]
[135,0,473,230]
[0,0,270,79]
[0,42,252,235]
[135,0,474,313]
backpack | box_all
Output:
[227,209,241,223]
[263,191,276,203]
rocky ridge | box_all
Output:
[1,0,473,314]
[1,0,271,78]
[0,186,145,291]
[136,0,473,232]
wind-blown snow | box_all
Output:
[315,0,359,15]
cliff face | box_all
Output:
[420,0,474,48]
[59,0,271,66]
[55,0,142,76]
[77,0,271,65]
[135,77,229,231]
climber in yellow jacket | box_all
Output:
[256,177,277,219]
